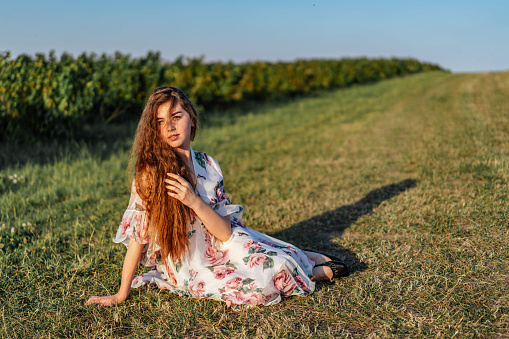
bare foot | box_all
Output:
[302,250,334,281]
[311,265,333,281]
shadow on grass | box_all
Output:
[0,122,137,170]
[271,179,417,273]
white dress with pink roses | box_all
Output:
[113,149,315,308]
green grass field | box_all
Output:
[1,71,508,338]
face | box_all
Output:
[156,101,194,152]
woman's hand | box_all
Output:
[166,173,232,241]
[165,173,200,209]
[85,294,125,306]
[85,239,143,307]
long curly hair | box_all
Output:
[129,86,199,261]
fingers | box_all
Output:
[85,296,116,306]
[85,296,99,306]
[166,173,188,185]
[165,181,184,197]
[166,174,189,189]
[164,173,198,208]
[165,173,193,195]
[85,296,102,306]
[165,179,185,190]
[166,185,188,202]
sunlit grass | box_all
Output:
[1,71,508,337]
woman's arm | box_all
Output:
[85,239,144,306]
[165,173,232,242]
[190,197,232,242]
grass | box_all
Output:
[1,70,508,338]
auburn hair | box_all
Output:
[129,86,199,261]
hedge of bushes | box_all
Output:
[0,50,444,141]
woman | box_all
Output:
[85,86,348,309]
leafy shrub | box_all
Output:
[0,51,444,141]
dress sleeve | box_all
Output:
[207,156,244,220]
[112,182,150,247]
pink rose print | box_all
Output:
[167,272,177,287]
[134,220,147,242]
[273,269,297,295]
[164,262,178,287]
[221,292,243,308]
[121,213,133,233]
[202,152,212,166]
[243,291,264,305]
[135,214,142,221]
[215,186,228,202]
[148,250,161,265]
[213,266,235,280]
[205,243,229,265]
[189,269,197,276]
[261,240,277,247]
[231,218,246,228]
[189,279,206,298]
[204,231,212,243]
[248,282,257,290]
[294,276,310,292]
[248,253,266,268]
[212,180,225,200]
[225,277,243,289]
[222,290,264,308]
[244,240,262,249]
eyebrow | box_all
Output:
[157,110,182,119]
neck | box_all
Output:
[174,147,192,168]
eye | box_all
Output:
[173,115,181,120]
[157,120,164,125]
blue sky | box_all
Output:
[1,0,507,72]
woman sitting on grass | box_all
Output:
[85,86,349,309]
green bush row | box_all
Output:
[0,51,444,140]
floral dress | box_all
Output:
[113,149,315,308]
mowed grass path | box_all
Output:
[1,71,508,337]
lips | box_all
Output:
[169,134,179,141]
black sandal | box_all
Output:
[301,248,350,278]
[314,260,349,279]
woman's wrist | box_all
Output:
[116,285,131,302]
[115,292,128,302]
[189,194,206,212]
